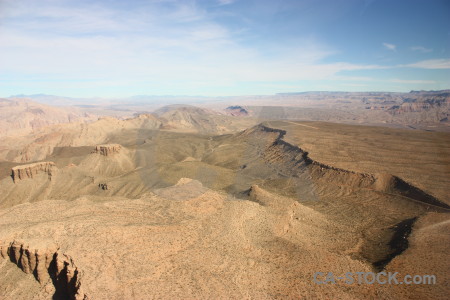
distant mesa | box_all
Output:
[225,105,249,116]
[11,162,55,183]
[93,144,121,156]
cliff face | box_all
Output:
[386,92,450,123]
[93,144,121,156]
[11,161,55,183]
[0,240,88,300]
[389,98,449,113]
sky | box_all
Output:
[0,0,449,97]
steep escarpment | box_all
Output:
[11,162,55,183]
[386,91,450,124]
[92,144,121,156]
[390,91,449,114]
[0,241,57,284]
[0,240,88,300]
[245,124,450,210]
[235,125,450,271]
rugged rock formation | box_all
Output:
[388,97,449,113]
[384,91,450,124]
[98,183,108,190]
[93,144,121,156]
[1,241,57,283]
[11,161,55,183]
[247,125,450,210]
[0,240,88,300]
[225,105,249,116]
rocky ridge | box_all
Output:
[245,124,450,210]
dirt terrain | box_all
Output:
[0,104,448,299]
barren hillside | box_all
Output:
[0,109,448,299]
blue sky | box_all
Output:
[0,0,449,97]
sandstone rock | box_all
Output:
[93,144,121,156]
[11,161,55,183]
[0,240,88,299]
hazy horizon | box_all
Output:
[5,89,450,101]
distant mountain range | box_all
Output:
[5,90,450,134]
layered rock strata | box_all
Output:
[93,144,121,156]
[0,240,88,300]
[11,162,55,183]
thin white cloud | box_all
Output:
[2,0,388,86]
[383,42,396,51]
[0,0,446,96]
[402,59,450,69]
[390,79,436,84]
[410,46,432,53]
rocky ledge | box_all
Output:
[93,144,121,156]
[0,240,88,300]
[11,161,55,183]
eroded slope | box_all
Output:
[0,119,448,299]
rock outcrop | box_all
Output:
[0,240,88,300]
[11,161,55,183]
[93,144,121,156]
[98,183,108,190]
[225,105,249,116]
